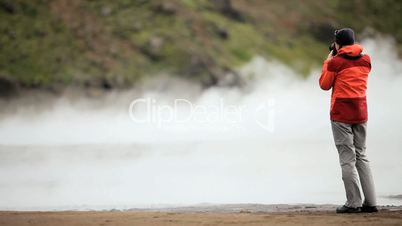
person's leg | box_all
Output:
[352,123,377,207]
[331,121,362,208]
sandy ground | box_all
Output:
[1,205,402,226]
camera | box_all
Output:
[329,42,337,56]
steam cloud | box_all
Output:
[0,38,401,210]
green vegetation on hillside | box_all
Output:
[0,0,401,93]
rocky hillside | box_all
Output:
[1,0,401,95]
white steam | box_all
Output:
[0,38,401,210]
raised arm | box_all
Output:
[319,59,337,90]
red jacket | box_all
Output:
[319,44,371,124]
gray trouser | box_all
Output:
[331,121,377,208]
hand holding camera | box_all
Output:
[327,43,336,60]
[329,43,338,56]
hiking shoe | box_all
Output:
[336,205,361,213]
[361,206,378,213]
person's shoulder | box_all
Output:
[361,54,371,62]
[327,56,344,72]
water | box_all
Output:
[0,38,401,210]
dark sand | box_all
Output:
[1,204,402,226]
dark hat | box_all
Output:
[335,28,355,46]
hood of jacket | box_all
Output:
[337,44,363,57]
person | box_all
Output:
[319,28,378,213]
